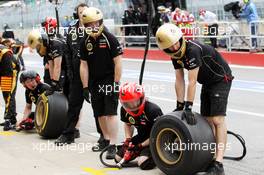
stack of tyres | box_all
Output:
[150,111,215,175]
[34,92,68,139]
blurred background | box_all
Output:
[0,0,263,51]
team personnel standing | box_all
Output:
[0,44,17,131]
[156,23,234,175]
[27,27,71,96]
[79,7,123,159]
[1,39,22,129]
[17,70,50,131]
[1,38,25,71]
[199,9,219,48]
[239,0,259,52]
[55,3,103,145]
[40,17,58,85]
[115,83,163,170]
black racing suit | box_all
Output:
[118,101,163,159]
[25,83,50,119]
[63,20,102,135]
[0,45,17,124]
[172,40,233,116]
[46,36,71,97]
[79,29,123,118]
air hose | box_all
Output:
[225,130,247,160]
[99,145,138,168]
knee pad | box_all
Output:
[139,158,156,170]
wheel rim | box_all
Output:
[156,128,183,165]
[35,100,46,128]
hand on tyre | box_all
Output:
[45,80,61,96]
[181,101,196,125]
[173,101,184,112]
[45,87,54,96]
[83,87,90,103]
[51,79,62,92]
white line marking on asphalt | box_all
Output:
[123,58,264,70]
[148,96,264,118]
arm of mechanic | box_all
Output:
[113,55,122,82]
[80,60,89,88]
[186,67,199,102]
[17,45,24,57]
[124,123,134,139]
[48,60,54,80]
[52,56,62,81]
[22,103,32,120]
[175,69,185,103]
[140,138,150,147]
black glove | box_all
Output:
[181,101,196,125]
[45,80,61,96]
[173,101,184,112]
[51,79,62,91]
[83,87,91,103]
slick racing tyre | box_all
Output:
[150,111,215,175]
[35,92,68,138]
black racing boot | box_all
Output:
[205,161,225,175]
[97,134,104,144]
[106,144,117,160]
[0,119,16,127]
[74,129,80,139]
[55,134,74,146]
[92,139,110,152]
[3,120,16,131]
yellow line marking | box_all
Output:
[82,167,119,175]
[0,131,17,136]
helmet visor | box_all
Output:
[121,99,142,112]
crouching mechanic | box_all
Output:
[156,23,234,175]
[17,70,50,131]
[115,83,163,170]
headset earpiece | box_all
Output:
[36,74,41,83]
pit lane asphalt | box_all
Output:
[0,52,263,175]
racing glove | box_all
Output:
[16,118,34,131]
[83,87,91,103]
[121,138,132,152]
[173,101,185,112]
[52,79,62,90]
[181,101,196,125]
[45,80,61,95]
